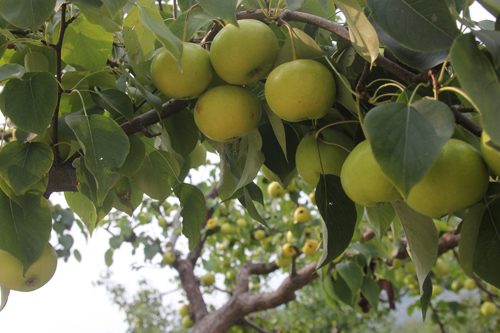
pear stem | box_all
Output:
[279,19,297,61]
[183,4,200,43]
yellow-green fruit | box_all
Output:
[178,304,191,317]
[392,258,404,269]
[296,131,351,187]
[265,59,336,122]
[286,231,294,243]
[267,181,286,199]
[261,164,276,181]
[0,242,57,292]
[194,85,261,142]
[282,243,296,257]
[286,179,296,192]
[404,261,416,275]
[226,269,236,280]
[206,218,218,229]
[151,42,214,99]
[481,131,500,176]
[481,301,498,316]
[433,260,450,275]
[451,280,462,291]
[294,206,311,223]
[403,274,418,286]
[237,218,247,227]
[189,142,207,168]
[162,252,176,265]
[302,239,320,255]
[340,140,401,207]
[181,316,194,328]
[220,223,234,235]
[201,273,215,286]
[254,229,266,240]
[406,139,489,217]
[275,256,293,267]
[432,284,443,296]
[309,191,316,205]
[210,19,278,85]
[464,278,477,290]
[158,217,167,228]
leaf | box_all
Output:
[102,0,128,17]
[115,134,146,177]
[0,63,24,81]
[472,194,500,288]
[163,109,199,157]
[91,89,134,122]
[285,0,306,10]
[169,6,214,42]
[0,188,52,275]
[61,70,118,90]
[316,175,358,269]
[472,30,500,69]
[451,33,500,144]
[232,129,265,195]
[369,16,449,71]
[335,0,379,64]
[0,142,53,195]
[0,284,9,312]
[0,0,56,30]
[197,0,239,26]
[263,103,288,160]
[123,11,156,64]
[336,261,365,295]
[24,52,49,72]
[393,201,438,299]
[132,150,177,202]
[78,3,121,33]
[366,203,396,239]
[218,157,236,201]
[420,274,433,320]
[105,248,113,266]
[139,6,183,69]
[238,186,268,227]
[364,99,455,198]
[458,203,485,276]
[0,176,48,210]
[112,176,144,216]
[361,276,380,310]
[333,274,354,305]
[62,16,113,71]
[123,71,163,113]
[0,72,58,137]
[65,191,97,235]
[66,114,129,205]
[72,0,103,7]
[274,27,324,68]
[366,0,460,52]
[477,0,500,16]
[174,183,206,250]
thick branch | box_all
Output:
[234,261,279,296]
[173,259,209,322]
[450,106,483,137]
[395,229,460,259]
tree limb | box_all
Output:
[395,229,460,259]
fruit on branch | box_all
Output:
[209,19,279,85]
[254,229,266,241]
[481,130,500,176]
[178,304,191,317]
[236,218,247,227]
[392,258,404,269]
[275,255,293,267]
[302,239,320,255]
[286,231,294,243]
[432,284,443,296]
[265,59,336,122]
[162,252,176,265]
[158,217,167,229]
[206,218,218,229]
[296,131,352,187]
[201,273,215,286]
[220,223,234,235]
[151,42,214,100]
[267,181,286,199]
[464,278,477,290]
[340,140,401,206]
[405,139,489,217]
[404,261,416,275]
[451,280,462,291]
[189,141,207,169]
[480,301,498,316]
[226,269,236,280]
[194,85,261,142]
[282,243,297,257]
[309,191,316,205]
[433,260,450,275]
[294,206,311,223]
[181,316,195,328]
[0,242,57,292]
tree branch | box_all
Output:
[234,261,279,296]
[173,259,209,322]
[395,229,460,259]
[450,106,483,137]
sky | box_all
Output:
[0,3,496,333]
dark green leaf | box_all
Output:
[333,274,354,305]
[0,72,57,137]
[115,134,146,177]
[458,203,485,276]
[285,0,306,10]
[361,276,380,310]
[473,30,500,69]
[174,183,206,250]
[336,261,364,295]
[92,89,134,122]
[0,0,56,30]
[197,0,239,26]
[65,191,97,235]
[316,175,358,269]
[477,0,500,17]
[364,100,455,197]
[233,130,265,196]
[238,186,268,227]
[112,176,144,216]
[102,0,128,17]
[72,0,103,7]
[163,109,199,157]
[420,274,433,320]
[169,6,214,42]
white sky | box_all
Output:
[0,3,496,333]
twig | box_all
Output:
[356,62,372,100]
[450,106,483,137]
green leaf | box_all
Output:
[285,0,306,10]
[370,16,449,71]
[364,99,455,198]
[112,176,144,216]
[366,204,395,239]
[420,274,433,320]
[336,261,365,295]
[274,27,324,68]
[24,52,48,72]
[0,0,56,30]
[263,103,288,160]
[0,63,24,81]
[316,175,358,269]
[0,285,9,312]
[123,71,163,113]
[65,191,97,235]
[174,183,207,250]
[8,44,57,75]
[333,273,354,305]
[218,157,236,201]
[61,70,118,90]
[72,0,103,7]
[458,203,485,276]
[361,276,380,310]
[163,109,199,157]
[132,150,177,202]
[115,134,146,177]
[0,142,53,195]
[169,6,214,42]
[233,129,265,196]
[102,0,128,17]
[78,3,121,33]
[238,186,268,227]
[0,72,57,137]
[105,248,113,266]
[450,33,500,144]
[62,16,113,71]
[335,0,379,64]
[123,6,156,64]
[366,0,460,52]
[472,193,500,288]
[139,6,183,69]
[477,0,500,16]
[393,201,438,298]
[472,30,500,69]
[91,89,134,122]
[197,0,239,26]
[0,176,48,210]
[0,188,52,275]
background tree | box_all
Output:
[0,0,499,332]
